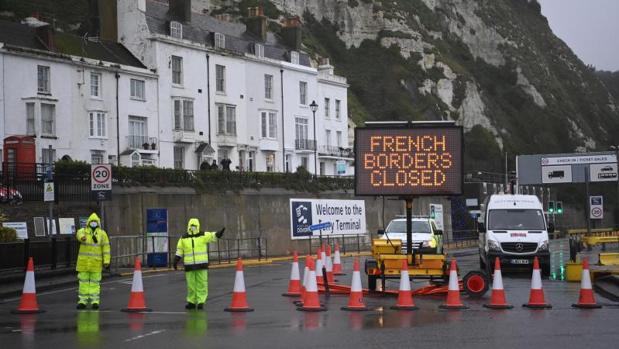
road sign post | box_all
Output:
[91,164,112,225]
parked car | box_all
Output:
[0,186,23,205]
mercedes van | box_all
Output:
[478,194,553,276]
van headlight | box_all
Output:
[538,240,549,251]
[487,239,501,252]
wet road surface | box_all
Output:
[1,252,619,349]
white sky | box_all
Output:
[538,0,619,71]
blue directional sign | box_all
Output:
[309,222,332,231]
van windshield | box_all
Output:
[386,221,431,234]
[488,209,546,230]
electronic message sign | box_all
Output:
[355,125,463,196]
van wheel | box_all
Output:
[541,263,551,278]
[479,256,486,270]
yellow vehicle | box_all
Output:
[364,234,489,297]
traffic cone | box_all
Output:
[225,258,254,312]
[11,257,45,314]
[523,257,552,309]
[121,258,152,312]
[439,260,468,310]
[341,257,369,311]
[297,257,326,312]
[391,259,418,310]
[283,251,302,297]
[484,257,513,309]
[315,247,324,285]
[572,258,602,309]
[294,256,310,306]
[333,242,345,275]
[325,245,335,284]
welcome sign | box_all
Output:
[290,199,367,239]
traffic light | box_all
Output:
[556,201,563,214]
[548,201,555,214]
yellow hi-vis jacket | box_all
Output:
[76,213,110,272]
[175,218,218,271]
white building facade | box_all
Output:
[0,20,159,166]
[110,0,352,174]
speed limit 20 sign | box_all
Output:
[91,164,112,191]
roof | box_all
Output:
[145,0,311,67]
[487,194,542,209]
[0,20,146,69]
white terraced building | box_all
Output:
[107,0,353,175]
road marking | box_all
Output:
[1,274,168,303]
[124,329,166,343]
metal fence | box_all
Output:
[304,234,372,255]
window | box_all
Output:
[295,117,308,142]
[128,116,147,148]
[301,157,308,169]
[173,99,194,131]
[217,104,236,136]
[299,81,307,105]
[90,72,101,98]
[336,131,342,148]
[214,32,226,49]
[264,74,273,100]
[326,129,331,147]
[324,98,330,117]
[130,79,145,100]
[89,112,107,138]
[41,103,55,136]
[266,153,275,172]
[254,43,264,58]
[37,65,50,93]
[170,21,182,39]
[261,111,277,139]
[216,65,226,93]
[290,51,299,64]
[173,146,184,169]
[171,56,183,85]
[320,162,325,176]
[26,103,35,135]
[91,150,105,165]
[335,99,341,119]
[42,148,55,165]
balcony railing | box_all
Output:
[127,136,158,150]
[295,139,316,151]
[318,145,354,158]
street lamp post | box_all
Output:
[310,100,318,176]
[611,146,619,228]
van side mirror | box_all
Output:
[377,229,385,235]
[547,222,555,234]
[478,223,486,233]
[435,229,443,236]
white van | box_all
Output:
[478,194,553,276]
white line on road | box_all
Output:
[1,274,168,303]
[124,329,166,343]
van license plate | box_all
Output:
[511,259,530,265]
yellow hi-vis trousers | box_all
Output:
[185,270,208,304]
[78,271,102,304]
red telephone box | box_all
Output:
[3,136,36,180]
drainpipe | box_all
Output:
[115,71,120,165]
[280,69,285,172]
[206,54,212,146]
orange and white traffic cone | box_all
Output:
[440,260,468,310]
[523,257,552,309]
[283,251,302,297]
[315,247,324,285]
[297,257,326,312]
[11,257,44,314]
[294,256,310,306]
[391,259,418,311]
[122,258,152,312]
[341,257,369,311]
[325,245,335,284]
[333,242,345,275]
[572,258,601,309]
[225,258,254,312]
[484,257,513,309]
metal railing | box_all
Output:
[127,136,158,150]
[318,145,354,158]
[304,234,371,255]
[295,139,316,151]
